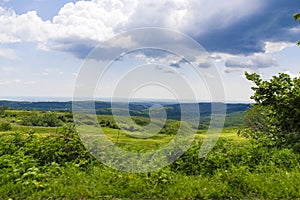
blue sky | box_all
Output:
[0,0,300,102]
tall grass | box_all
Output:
[1,125,300,199]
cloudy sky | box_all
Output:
[0,0,300,102]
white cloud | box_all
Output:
[248,54,279,68]
[0,8,49,43]
[0,3,115,46]
[224,54,279,73]
[210,52,240,63]
[289,27,300,34]
[0,0,264,55]
[48,1,127,41]
[128,0,263,36]
[264,41,295,54]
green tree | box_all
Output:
[240,72,300,150]
[294,13,300,45]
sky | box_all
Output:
[0,0,300,102]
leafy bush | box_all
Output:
[26,125,94,166]
[99,119,119,129]
[159,120,181,135]
[131,116,150,126]
[21,112,62,127]
[0,122,12,131]
[171,138,300,176]
[240,72,300,150]
[58,113,74,123]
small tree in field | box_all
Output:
[240,72,300,150]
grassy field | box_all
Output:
[1,110,300,199]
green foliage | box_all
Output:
[241,72,300,150]
[57,112,74,123]
[35,125,93,166]
[1,109,300,199]
[294,13,300,21]
[99,118,120,129]
[1,125,300,199]
[131,116,150,126]
[172,138,300,176]
[0,122,12,131]
[159,120,181,135]
[294,13,300,45]
[0,125,96,198]
[0,105,8,116]
[21,112,63,127]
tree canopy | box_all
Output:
[294,13,300,45]
[240,72,300,150]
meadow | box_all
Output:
[1,109,300,199]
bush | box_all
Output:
[99,119,120,129]
[240,72,300,150]
[171,138,300,176]
[0,124,94,166]
[21,112,62,127]
[0,122,12,131]
[159,121,181,135]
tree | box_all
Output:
[294,13,300,45]
[240,72,300,150]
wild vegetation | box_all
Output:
[240,72,300,151]
[1,126,300,199]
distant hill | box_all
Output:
[0,100,250,114]
[0,100,250,127]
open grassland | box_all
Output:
[1,110,300,199]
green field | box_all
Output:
[1,109,300,199]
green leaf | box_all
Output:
[293,13,300,21]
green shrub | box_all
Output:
[159,121,180,135]
[171,138,300,176]
[0,122,12,131]
[99,119,120,129]
[241,72,300,151]
[21,112,62,127]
